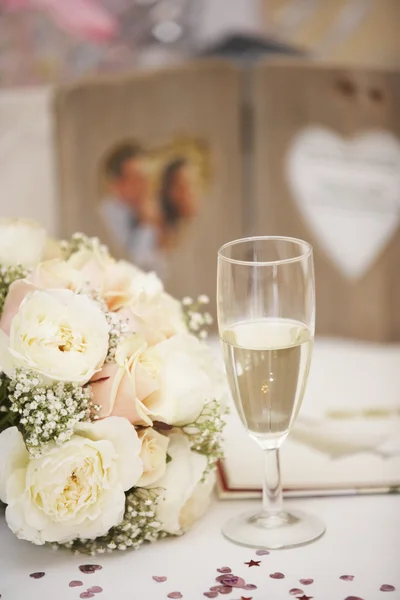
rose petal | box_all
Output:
[69,581,84,587]
[153,576,167,583]
[217,567,232,573]
[300,579,314,585]
[80,594,95,599]
[340,575,355,582]
[79,565,103,574]
[204,594,218,598]
[270,572,285,579]
[217,587,233,594]
[344,597,364,600]
[256,549,270,556]
[167,593,183,599]
[29,572,45,579]
[88,586,103,594]
[290,589,304,596]
[380,585,396,592]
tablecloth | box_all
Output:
[1,494,399,600]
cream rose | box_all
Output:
[150,433,212,535]
[0,289,109,384]
[67,244,114,292]
[137,428,169,487]
[102,261,163,312]
[28,259,84,292]
[90,335,162,426]
[0,418,143,545]
[0,218,46,268]
[149,334,228,426]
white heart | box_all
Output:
[286,127,400,279]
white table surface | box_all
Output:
[1,494,399,600]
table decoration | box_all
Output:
[0,217,227,555]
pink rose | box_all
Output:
[90,335,162,426]
[0,280,37,336]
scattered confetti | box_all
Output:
[244,584,257,590]
[289,589,304,596]
[299,579,314,585]
[217,567,232,574]
[344,597,364,600]
[215,575,245,588]
[270,572,285,579]
[29,572,45,579]
[204,594,218,598]
[69,581,84,587]
[380,585,396,592]
[245,560,261,567]
[79,565,103,574]
[87,586,103,594]
[153,576,167,583]
[167,593,183,599]
[340,575,355,581]
[80,594,95,599]
[240,597,253,600]
[217,587,233,594]
[296,596,313,600]
[256,549,270,556]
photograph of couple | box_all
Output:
[99,139,208,276]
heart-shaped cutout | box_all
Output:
[286,127,400,279]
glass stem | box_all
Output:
[262,448,283,515]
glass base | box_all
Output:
[222,509,325,550]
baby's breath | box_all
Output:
[56,488,163,555]
[181,400,226,477]
[182,295,213,339]
[0,374,18,434]
[105,311,130,362]
[8,370,95,456]
[0,264,29,314]
[60,232,110,260]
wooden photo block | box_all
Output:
[252,60,400,341]
[54,60,243,322]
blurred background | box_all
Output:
[0,0,399,496]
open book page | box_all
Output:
[211,336,400,497]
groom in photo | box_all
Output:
[100,143,159,270]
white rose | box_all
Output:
[150,334,227,426]
[0,418,143,545]
[0,218,46,268]
[0,289,109,384]
[137,428,169,487]
[150,433,213,535]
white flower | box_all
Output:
[0,289,109,384]
[28,259,84,292]
[0,218,46,268]
[150,334,227,426]
[150,433,213,535]
[137,428,169,487]
[0,418,143,545]
[102,261,163,311]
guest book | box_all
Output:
[214,336,400,498]
[54,59,400,342]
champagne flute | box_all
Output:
[217,236,325,549]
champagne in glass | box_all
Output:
[217,237,325,549]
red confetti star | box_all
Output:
[297,596,313,600]
[244,560,261,567]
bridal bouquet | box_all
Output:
[0,218,226,554]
